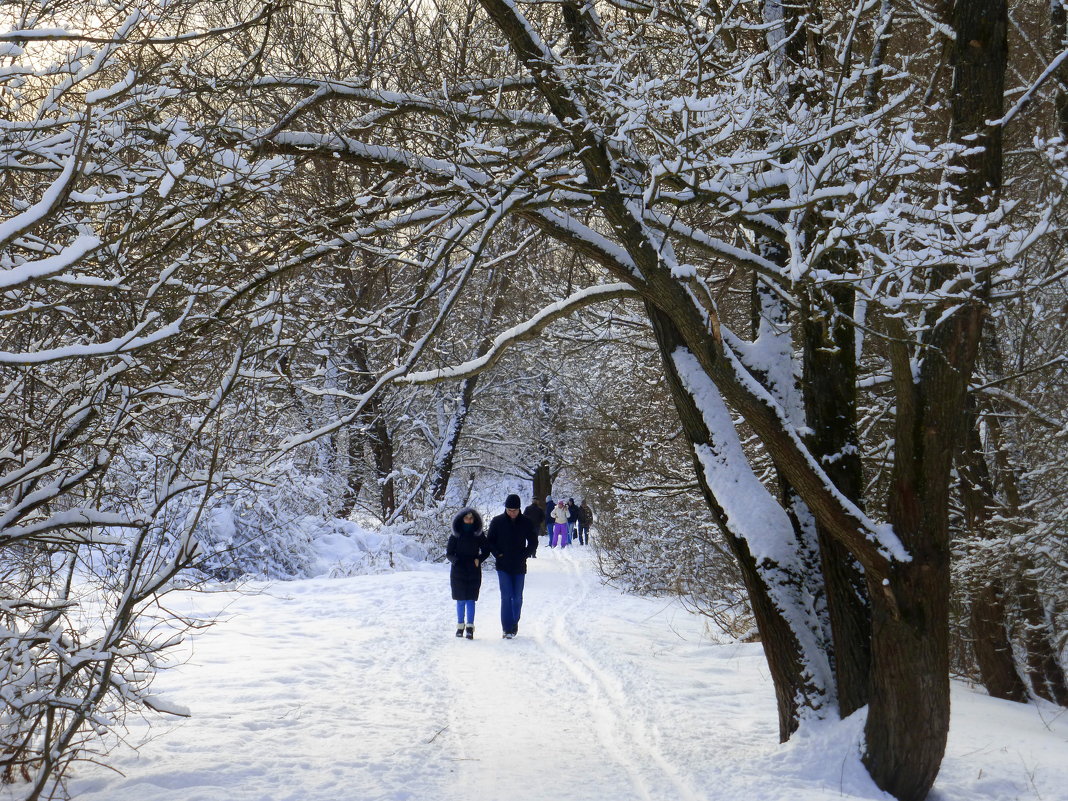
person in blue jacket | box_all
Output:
[446,507,489,639]
[486,494,538,639]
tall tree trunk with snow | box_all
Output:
[346,340,397,521]
[427,380,476,503]
[371,414,397,520]
[971,335,1068,705]
[646,301,831,739]
[860,2,1006,797]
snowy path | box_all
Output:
[48,546,1068,801]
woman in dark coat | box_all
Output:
[446,507,489,639]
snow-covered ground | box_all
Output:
[51,547,1068,801]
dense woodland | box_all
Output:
[1,0,1066,799]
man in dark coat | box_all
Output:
[523,498,545,544]
[486,493,538,639]
[577,499,593,546]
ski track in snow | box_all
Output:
[537,552,704,801]
[22,545,1068,801]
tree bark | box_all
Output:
[428,378,478,503]
[979,371,1068,706]
[863,302,983,800]
[956,400,1028,702]
[800,281,871,717]
[370,411,396,520]
[759,0,871,719]
[860,5,1009,796]
[533,461,553,504]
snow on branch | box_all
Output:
[0,301,192,365]
[258,131,492,186]
[0,234,101,290]
[400,282,638,385]
[0,5,274,46]
[0,151,81,250]
[0,510,140,546]
[253,76,557,140]
[716,326,909,567]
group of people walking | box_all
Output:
[444,492,593,640]
[523,495,592,548]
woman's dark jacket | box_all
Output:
[446,508,489,601]
[486,511,538,575]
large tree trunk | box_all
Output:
[971,579,1026,699]
[864,556,951,801]
[979,365,1068,706]
[532,461,553,504]
[863,4,1006,794]
[863,308,981,801]
[647,301,829,739]
[759,0,871,719]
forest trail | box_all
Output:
[57,546,1068,801]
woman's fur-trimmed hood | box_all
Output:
[451,507,484,535]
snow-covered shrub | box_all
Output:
[309,517,431,577]
[189,456,335,581]
[592,489,753,639]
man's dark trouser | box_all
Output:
[497,570,525,634]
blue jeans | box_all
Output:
[456,600,475,624]
[497,571,525,634]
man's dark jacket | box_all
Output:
[486,511,538,574]
[522,502,545,529]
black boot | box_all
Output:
[455,624,464,638]
[465,625,474,640]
